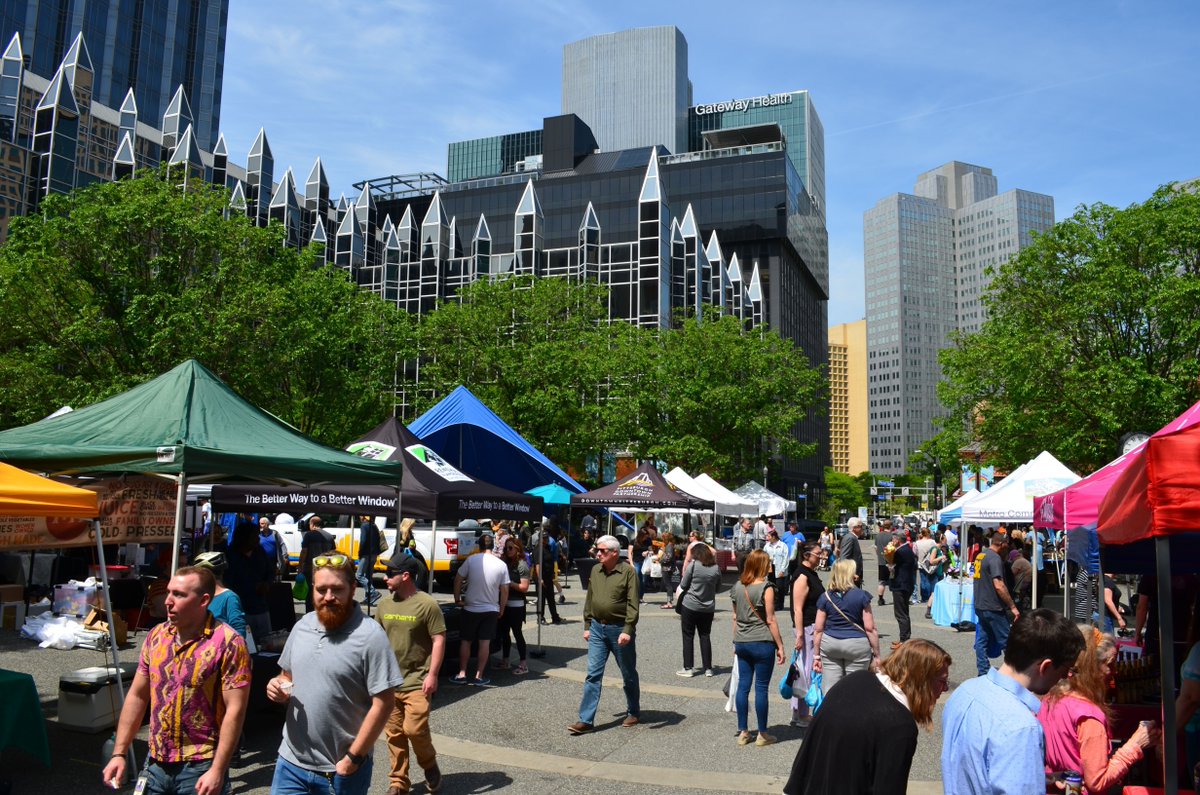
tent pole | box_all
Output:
[170,475,187,574]
[94,519,138,777]
[532,525,544,658]
[1155,535,1178,794]
[427,520,436,594]
[1031,527,1039,610]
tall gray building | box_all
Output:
[864,161,1054,475]
[561,26,691,155]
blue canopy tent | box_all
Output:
[409,386,582,495]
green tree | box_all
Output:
[0,169,409,443]
[939,184,1200,472]
[819,466,866,524]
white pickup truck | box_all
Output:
[274,519,481,590]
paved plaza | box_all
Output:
[3,544,983,793]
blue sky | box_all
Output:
[221,1,1198,327]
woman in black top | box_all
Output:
[790,541,826,726]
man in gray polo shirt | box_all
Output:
[267,553,403,795]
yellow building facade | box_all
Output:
[828,320,868,475]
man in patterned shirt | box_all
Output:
[103,566,251,795]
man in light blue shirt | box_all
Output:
[941,608,1084,795]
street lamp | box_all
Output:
[762,463,768,491]
[803,481,809,519]
[915,448,943,510]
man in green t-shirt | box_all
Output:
[377,554,446,795]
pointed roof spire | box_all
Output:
[270,167,298,209]
[62,33,93,72]
[670,216,682,244]
[579,202,600,232]
[311,217,328,245]
[168,124,203,169]
[229,181,247,212]
[355,182,375,209]
[37,65,79,114]
[2,32,22,63]
[306,157,327,195]
[639,147,662,203]
[727,253,743,285]
[473,213,491,242]
[747,262,762,302]
[515,179,542,217]
[119,87,137,116]
[680,204,698,238]
[336,193,349,213]
[113,131,136,166]
[422,191,448,228]
[248,127,271,160]
[379,214,395,237]
[705,230,724,263]
[384,222,400,251]
[165,84,192,119]
[213,133,227,157]
[336,203,362,238]
[398,204,415,233]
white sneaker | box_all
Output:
[704,668,716,677]
[675,668,698,677]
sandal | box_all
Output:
[495,659,510,670]
[513,661,529,675]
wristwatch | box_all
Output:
[345,751,366,766]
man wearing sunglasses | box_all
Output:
[267,554,402,795]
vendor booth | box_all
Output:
[734,479,797,517]
[935,487,981,524]
[0,462,100,766]
[1097,399,1200,793]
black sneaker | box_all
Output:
[424,763,443,793]
[877,596,886,606]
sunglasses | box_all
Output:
[313,554,350,569]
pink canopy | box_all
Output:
[1032,444,1144,531]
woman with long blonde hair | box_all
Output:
[1039,628,1159,793]
[812,560,880,694]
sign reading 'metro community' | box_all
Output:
[692,92,794,115]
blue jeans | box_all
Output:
[144,759,229,795]
[734,640,776,733]
[356,556,377,604]
[975,609,1010,676]
[919,570,937,602]
[578,620,640,725]
[270,754,374,795]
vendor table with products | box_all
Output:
[0,669,50,766]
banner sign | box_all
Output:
[0,476,178,550]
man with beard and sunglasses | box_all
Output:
[267,554,402,795]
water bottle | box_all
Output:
[1062,770,1083,795]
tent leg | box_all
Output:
[170,475,187,574]
[427,521,437,594]
[94,520,138,779]
[1156,535,1178,794]
[1031,531,1039,609]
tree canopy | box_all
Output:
[939,184,1200,472]
[0,169,409,443]
[410,281,825,486]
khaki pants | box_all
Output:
[385,689,437,791]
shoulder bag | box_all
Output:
[824,590,868,636]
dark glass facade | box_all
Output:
[447,129,543,184]
[0,0,228,150]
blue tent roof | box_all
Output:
[408,386,584,496]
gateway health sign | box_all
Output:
[0,476,177,550]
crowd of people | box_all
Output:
[101,507,1177,795]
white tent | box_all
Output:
[935,487,983,524]
[959,451,1079,524]
[729,478,794,516]
[664,468,734,514]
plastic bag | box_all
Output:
[805,671,824,713]
[779,649,801,700]
[291,573,309,601]
[723,654,740,712]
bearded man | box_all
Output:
[267,553,402,795]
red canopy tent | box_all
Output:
[1097,398,1200,793]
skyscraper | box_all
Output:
[864,162,1054,475]
[0,0,228,150]
[561,26,691,155]
[829,320,867,476]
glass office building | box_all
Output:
[0,0,228,150]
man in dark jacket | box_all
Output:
[890,532,918,647]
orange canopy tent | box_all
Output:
[1097,398,1200,794]
[0,461,98,518]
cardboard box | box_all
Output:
[83,607,127,646]
[0,584,22,603]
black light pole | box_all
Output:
[803,482,808,519]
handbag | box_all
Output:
[649,560,663,578]
[805,671,824,713]
[291,573,309,601]
[779,649,801,700]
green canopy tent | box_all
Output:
[0,360,405,570]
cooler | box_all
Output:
[57,662,136,732]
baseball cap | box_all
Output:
[385,554,424,579]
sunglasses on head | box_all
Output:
[313,554,350,569]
